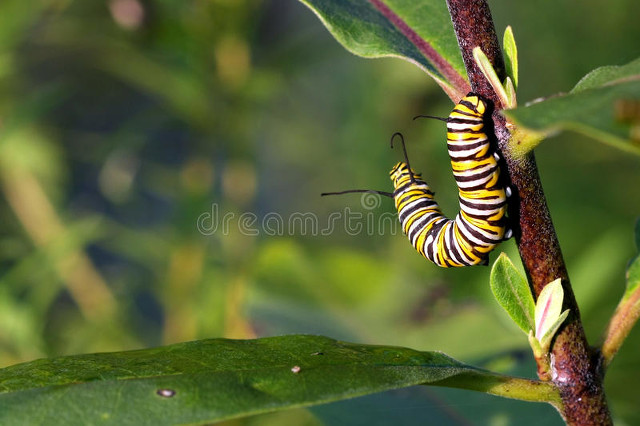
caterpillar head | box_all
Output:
[389,162,423,189]
[460,93,487,116]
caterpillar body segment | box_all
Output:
[391,93,508,267]
[322,92,510,268]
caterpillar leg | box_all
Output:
[505,186,513,198]
[503,228,513,240]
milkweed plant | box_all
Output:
[0,0,639,425]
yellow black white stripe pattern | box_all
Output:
[392,93,509,267]
[321,92,510,267]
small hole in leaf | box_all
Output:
[156,388,176,398]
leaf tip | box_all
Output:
[472,47,510,109]
[502,26,518,90]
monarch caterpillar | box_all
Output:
[322,92,511,267]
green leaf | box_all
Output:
[502,26,518,90]
[504,57,640,156]
[527,330,542,357]
[298,0,470,100]
[490,253,535,334]
[571,58,640,93]
[0,335,506,425]
[504,76,517,108]
[473,47,511,109]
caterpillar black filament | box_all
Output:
[322,92,511,267]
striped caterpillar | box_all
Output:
[323,92,511,267]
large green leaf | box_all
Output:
[298,0,470,100]
[0,335,556,425]
[505,57,640,156]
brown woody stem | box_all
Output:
[445,0,612,424]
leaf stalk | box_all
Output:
[601,284,640,368]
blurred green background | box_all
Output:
[0,0,638,424]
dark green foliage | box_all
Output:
[0,335,475,425]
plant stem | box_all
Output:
[432,370,562,407]
[445,0,612,424]
[446,0,506,106]
[601,285,640,367]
